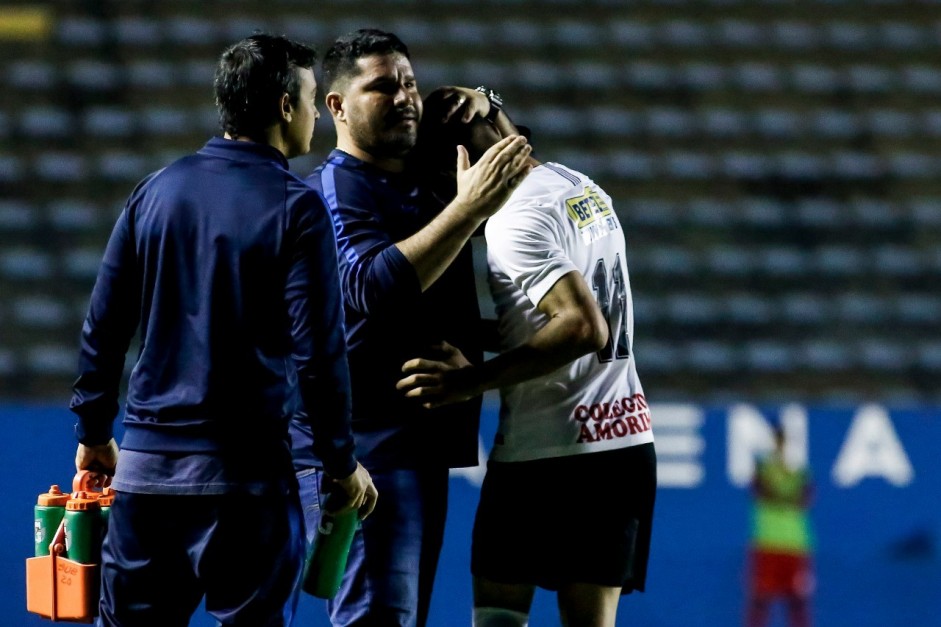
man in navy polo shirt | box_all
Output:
[293,28,530,627]
[70,34,376,626]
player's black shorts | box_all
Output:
[471,443,656,594]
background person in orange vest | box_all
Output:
[745,423,816,627]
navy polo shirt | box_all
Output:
[70,137,357,493]
[291,149,482,472]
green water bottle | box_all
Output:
[302,488,359,598]
[98,487,114,529]
[63,492,101,564]
[34,485,70,556]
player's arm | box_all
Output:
[70,196,145,473]
[395,135,532,291]
[286,189,376,518]
[314,167,424,319]
[397,270,608,407]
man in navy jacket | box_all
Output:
[70,34,376,626]
[293,28,530,627]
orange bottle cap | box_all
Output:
[98,487,115,507]
[65,492,101,511]
[37,485,70,507]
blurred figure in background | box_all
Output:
[745,423,815,627]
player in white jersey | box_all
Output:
[398,87,657,627]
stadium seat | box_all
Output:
[96,151,151,182]
[0,155,25,183]
[759,247,811,278]
[801,339,855,371]
[791,64,843,93]
[65,60,121,91]
[56,16,107,47]
[84,107,137,138]
[140,107,192,135]
[721,152,772,178]
[33,152,88,182]
[665,293,723,325]
[687,341,741,371]
[772,21,819,50]
[780,293,834,325]
[127,61,178,89]
[47,200,101,233]
[26,344,77,375]
[0,248,54,280]
[7,60,56,90]
[61,247,105,281]
[835,292,890,324]
[0,200,37,232]
[165,16,218,47]
[646,108,696,138]
[857,339,913,372]
[902,65,941,94]
[813,245,867,277]
[12,296,69,329]
[725,293,774,325]
[609,20,654,49]
[19,106,72,139]
[114,16,162,46]
[0,348,15,377]
[878,22,926,50]
[553,20,602,48]
[744,341,796,373]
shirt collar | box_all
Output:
[198,136,290,170]
[327,148,417,182]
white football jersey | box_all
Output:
[484,162,652,463]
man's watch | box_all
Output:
[475,86,503,124]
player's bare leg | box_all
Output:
[557,582,621,627]
[473,577,535,626]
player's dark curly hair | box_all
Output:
[411,88,476,172]
[409,88,488,205]
[214,34,316,141]
[322,28,410,92]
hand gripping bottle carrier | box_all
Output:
[26,470,113,624]
[302,484,359,598]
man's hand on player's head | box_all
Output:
[454,135,532,220]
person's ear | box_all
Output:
[279,92,293,124]
[326,92,344,121]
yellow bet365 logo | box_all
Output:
[565,189,612,228]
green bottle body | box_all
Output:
[34,504,66,557]
[302,505,359,599]
[63,507,101,564]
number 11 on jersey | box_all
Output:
[591,254,631,363]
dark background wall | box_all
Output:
[2,0,941,404]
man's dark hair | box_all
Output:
[321,28,410,92]
[214,33,316,141]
